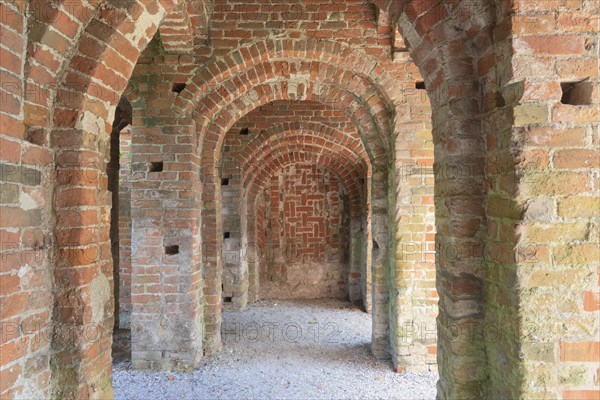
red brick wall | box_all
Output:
[259,164,348,299]
[210,0,391,60]
[501,1,600,398]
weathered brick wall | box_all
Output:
[210,0,392,60]
[486,1,599,398]
[259,163,348,299]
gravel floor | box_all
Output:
[113,299,438,399]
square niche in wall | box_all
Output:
[561,80,593,106]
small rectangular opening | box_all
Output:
[561,80,592,105]
[416,81,426,90]
[172,83,186,93]
[165,245,179,255]
[223,232,230,239]
[224,296,233,303]
[221,178,229,186]
[149,161,163,172]
[239,128,249,136]
[25,128,46,146]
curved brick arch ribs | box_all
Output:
[195,73,392,171]
[39,1,204,397]
[174,38,398,116]
[196,79,390,179]
[241,135,367,192]
[246,160,363,216]
[174,39,398,163]
[23,0,175,134]
[245,148,364,211]
[236,122,371,175]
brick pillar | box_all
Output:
[391,115,437,373]
[395,3,491,396]
[221,174,247,310]
[348,215,366,305]
[51,128,115,399]
[433,110,487,399]
[200,170,223,355]
[129,115,203,370]
[242,198,259,303]
[118,129,132,328]
[363,212,373,313]
[370,170,390,359]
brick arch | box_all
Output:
[22,3,491,399]
[193,60,396,354]
[227,119,373,309]
[379,0,495,99]
[174,39,398,169]
[173,38,399,116]
[23,1,175,132]
[32,1,178,397]
[236,121,370,177]
[380,1,498,398]
[241,132,368,190]
[196,76,391,173]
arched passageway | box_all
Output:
[1,1,597,399]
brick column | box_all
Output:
[370,169,391,359]
[348,215,366,305]
[200,171,223,355]
[391,114,437,373]
[127,48,203,369]
[241,198,259,303]
[50,126,115,398]
[118,129,132,328]
[129,115,203,370]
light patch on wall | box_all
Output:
[79,110,105,134]
[90,274,111,324]
[126,8,166,48]
[289,74,310,99]
[19,190,38,210]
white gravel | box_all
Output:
[113,299,438,399]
